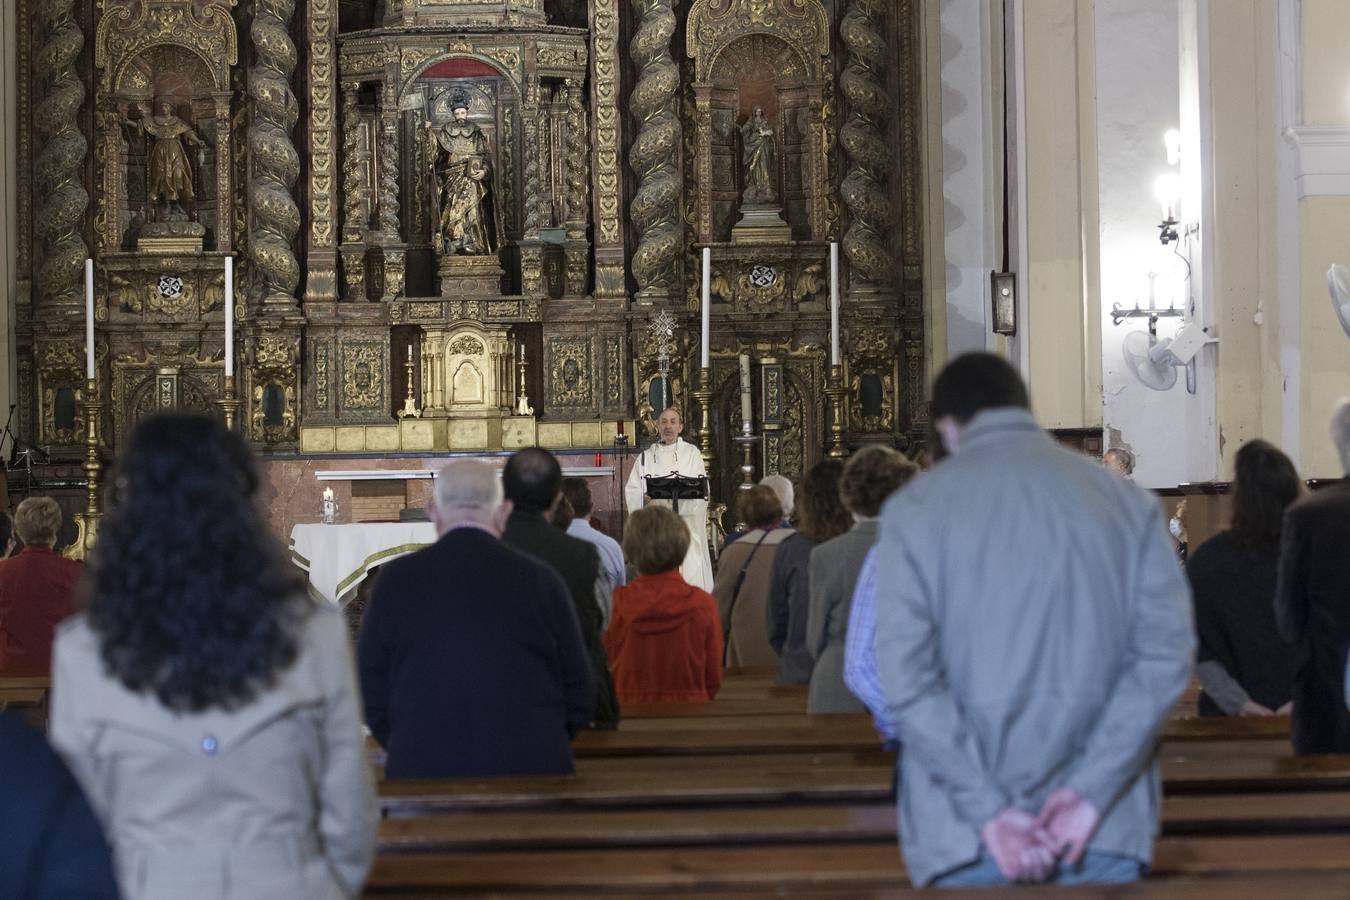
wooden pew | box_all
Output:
[365,834,1350,894]
[378,792,1350,854]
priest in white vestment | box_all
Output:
[624,407,714,591]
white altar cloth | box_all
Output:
[289,522,437,604]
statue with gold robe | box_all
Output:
[128,101,205,221]
[426,91,497,257]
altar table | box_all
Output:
[289,522,437,605]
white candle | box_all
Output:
[700,247,711,370]
[407,344,413,358]
[738,353,752,426]
[224,256,234,377]
[829,242,841,367]
[84,258,95,380]
[323,486,335,502]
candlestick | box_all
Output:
[700,247,711,369]
[738,353,752,427]
[829,242,841,366]
[64,377,103,560]
[694,365,714,476]
[825,363,846,460]
[84,258,95,379]
[218,375,239,431]
[224,257,234,377]
[397,345,420,419]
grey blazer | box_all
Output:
[806,519,877,713]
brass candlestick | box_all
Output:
[515,343,534,416]
[693,365,713,474]
[66,378,103,561]
[732,420,762,491]
[397,352,420,418]
[825,363,847,460]
[219,374,240,431]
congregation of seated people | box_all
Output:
[5,357,1350,894]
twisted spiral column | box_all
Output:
[839,0,894,287]
[564,78,590,241]
[522,110,544,238]
[341,85,368,244]
[377,116,400,239]
[248,0,301,309]
[627,0,681,299]
[33,0,88,305]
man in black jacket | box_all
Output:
[359,458,594,778]
[1277,399,1350,755]
[502,447,620,728]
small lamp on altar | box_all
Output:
[321,486,337,525]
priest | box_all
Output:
[624,407,714,591]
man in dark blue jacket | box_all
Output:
[358,458,593,779]
[0,711,119,898]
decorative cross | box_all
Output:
[648,311,678,412]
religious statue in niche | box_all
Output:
[426,89,498,257]
[125,100,206,223]
[740,107,777,205]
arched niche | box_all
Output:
[685,0,831,243]
[396,56,522,267]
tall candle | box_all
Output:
[829,242,841,366]
[84,258,94,380]
[738,353,752,426]
[700,247,711,369]
[407,344,413,358]
[224,256,234,377]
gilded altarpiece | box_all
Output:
[11,0,924,507]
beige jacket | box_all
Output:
[713,527,794,667]
[50,603,377,900]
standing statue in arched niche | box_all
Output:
[426,87,498,257]
[740,106,777,205]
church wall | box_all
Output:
[0,2,16,415]
[1287,0,1350,477]
[1298,197,1350,476]
[918,0,948,382]
[1206,0,1279,478]
[1095,0,1191,488]
[1300,0,1350,128]
[1019,0,1102,430]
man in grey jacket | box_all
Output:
[871,353,1193,887]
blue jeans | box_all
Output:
[931,851,1145,888]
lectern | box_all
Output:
[644,474,708,515]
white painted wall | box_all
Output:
[1096,0,1213,487]
[939,0,997,359]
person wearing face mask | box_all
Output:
[624,407,714,592]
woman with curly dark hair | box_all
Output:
[1188,438,1303,718]
[766,460,850,685]
[49,414,376,899]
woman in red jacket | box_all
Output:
[606,506,723,704]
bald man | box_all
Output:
[624,408,714,591]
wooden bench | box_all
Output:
[364,834,1350,894]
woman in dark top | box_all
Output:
[766,461,850,685]
[1187,439,1302,716]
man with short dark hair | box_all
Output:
[504,448,620,728]
[1276,398,1350,755]
[358,459,594,778]
[868,352,1193,887]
